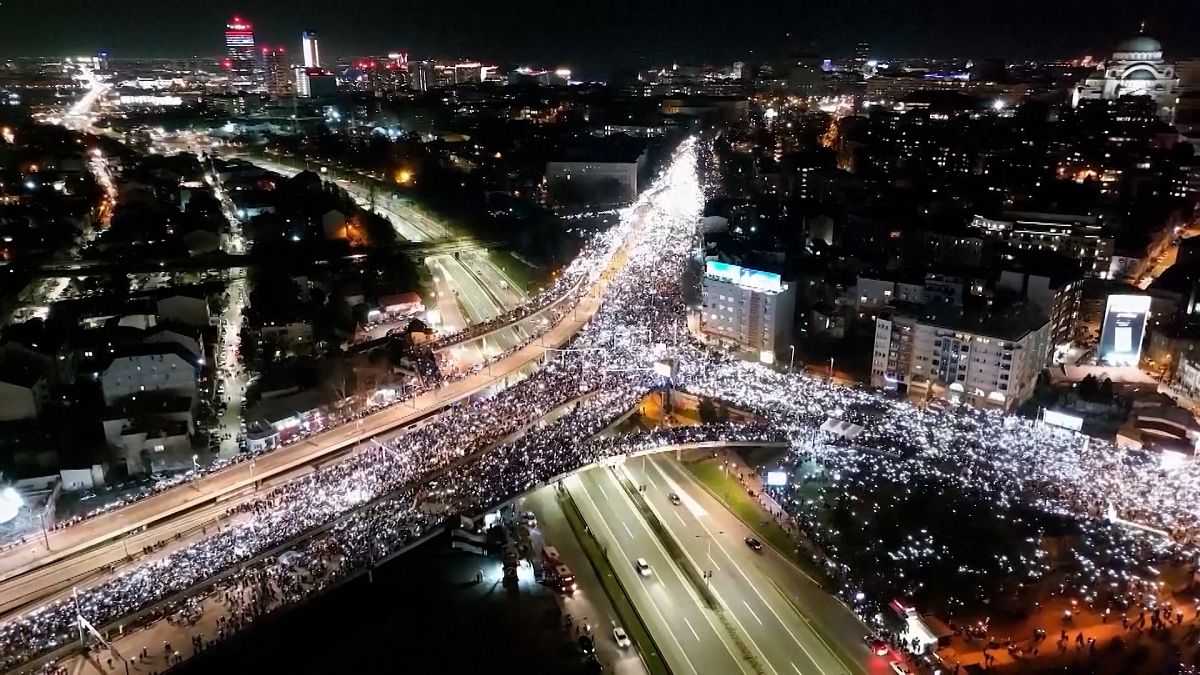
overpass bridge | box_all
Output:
[13,430,788,674]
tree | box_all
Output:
[1099,377,1115,400]
[698,397,718,424]
[1077,374,1100,401]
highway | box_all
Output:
[623,453,878,675]
[240,154,528,370]
[0,202,635,624]
[567,467,753,675]
[0,408,452,623]
[0,283,599,580]
[61,73,109,132]
[521,485,648,675]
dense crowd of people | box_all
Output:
[11,132,1200,673]
[0,138,704,671]
[680,353,1200,546]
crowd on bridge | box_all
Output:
[0,138,706,672]
[12,134,1200,674]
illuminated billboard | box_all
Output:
[765,471,788,487]
[705,260,783,293]
[1100,294,1151,366]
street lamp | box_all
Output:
[35,511,50,551]
[789,345,795,372]
[720,461,734,501]
[694,532,724,583]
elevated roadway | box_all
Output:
[0,219,633,619]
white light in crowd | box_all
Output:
[0,488,23,524]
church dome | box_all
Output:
[1124,69,1158,80]
[1115,35,1163,54]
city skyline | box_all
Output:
[0,0,1198,76]
[4,1,1200,672]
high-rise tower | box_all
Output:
[262,47,292,98]
[302,30,320,68]
[224,16,257,85]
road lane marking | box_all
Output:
[683,617,701,641]
[660,459,853,674]
[601,468,755,675]
[622,522,635,539]
[597,483,610,501]
[672,510,688,527]
[791,662,804,675]
[743,600,764,625]
[647,456,706,516]
[571,477,702,675]
[615,466,770,675]
[708,553,721,571]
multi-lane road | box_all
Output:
[239,153,529,369]
[567,454,880,675]
[0,210,631,627]
[568,466,749,675]
[630,453,883,674]
[521,486,649,675]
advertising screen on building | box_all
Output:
[1100,294,1151,365]
[705,260,783,294]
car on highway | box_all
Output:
[864,635,889,656]
[668,493,681,505]
[578,635,596,657]
[744,537,763,551]
[521,510,537,528]
[635,558,652,576]
[888,659,913,674]
[613,626,631,648]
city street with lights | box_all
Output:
[520,485,649,675]
[567,467,750,675]
[623,453,874,675]
[4,103,1200,675]
[237,152,529,369]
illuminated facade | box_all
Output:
[302,30,320,68]
[871,306,1049,411]
[1072,33,1180,122]
[224,16,257,86]
[969,211,1115,279]
[1100,294,1151,366]
[699,261,796,362]
[408,61,433,91]
[262,47,292,98]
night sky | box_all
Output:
[1,0,1198,76]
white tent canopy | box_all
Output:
[821,417,864,439]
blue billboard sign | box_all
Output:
[705,260,783,293]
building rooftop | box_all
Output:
[103,395,194,421]
[1115,35,1163,55]
[96,341,203,374]
[885,299,1049,342]
[999,249,1085,287]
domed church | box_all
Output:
[1072,30,1181,122]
